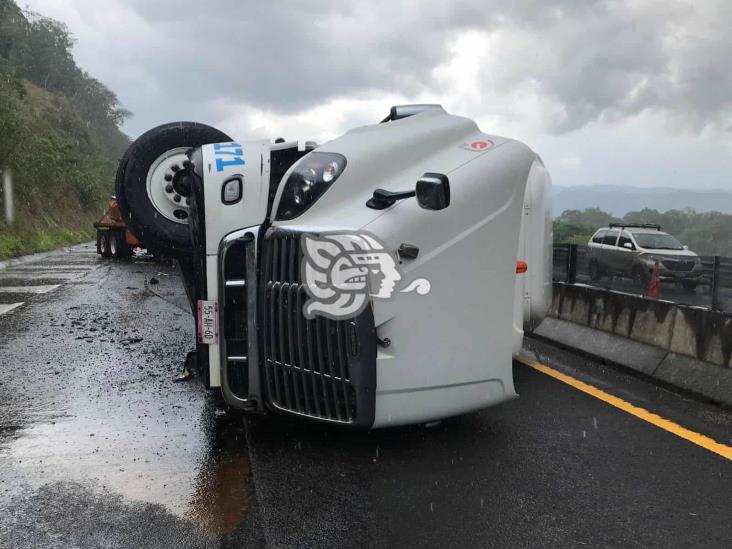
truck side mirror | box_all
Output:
[366,172,451,210]
[623,242,634,250]
[416,173,450,211]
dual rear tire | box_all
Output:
[99,231,111,259]
[97,230,133,260]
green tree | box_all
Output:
[556,207,620,227]
[553,221,596,245]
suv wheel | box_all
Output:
[589,259,602,282]
[632,265,648,288]
[681,280,698,292]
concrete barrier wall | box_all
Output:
[550,283,732,369]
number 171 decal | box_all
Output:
[214,142,245,172]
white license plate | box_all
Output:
[197,300,219,345]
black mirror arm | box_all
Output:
[366,188,416,210]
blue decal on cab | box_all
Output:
[214,142,245,172]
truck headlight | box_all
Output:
[276,152,346,220]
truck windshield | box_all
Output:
[631,232,684,250]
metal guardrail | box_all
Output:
[552,244,732,313]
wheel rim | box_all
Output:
[110,235,118,256]
[146,147,193,224]
[101,233,108,251]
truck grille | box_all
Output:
[261,230,376,426]
[662,258,695,272]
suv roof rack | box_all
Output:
[608,223,661,231]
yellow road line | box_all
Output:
[516,354,732,462]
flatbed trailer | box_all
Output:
[94,197,138,259]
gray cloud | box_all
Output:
[25,0,731,138]
[116,1,485,124]
[487,1,732,133]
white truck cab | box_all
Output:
[116,105,552,428]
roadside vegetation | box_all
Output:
[555,207,732,256]
[0,0,130,259]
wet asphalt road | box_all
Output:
[0,245,730,548]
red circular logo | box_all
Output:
[470,140,490,150]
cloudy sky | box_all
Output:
[22,0,732,189]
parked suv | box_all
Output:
[587,223,702,289]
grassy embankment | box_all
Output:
[0,0,130,259]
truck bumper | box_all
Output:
[211,225,516,428]
[214,227,377,428]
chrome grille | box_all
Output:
[662,258,695,272]
[262,232,359,423]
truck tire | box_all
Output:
[115,122,232,257]
[99,231,112,258]
[108,230,132,259]
[121,242,135,259]
[109,231,120,259]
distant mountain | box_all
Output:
[552,185,732,217]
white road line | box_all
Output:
[5,265,94,271]
[2,271,90,278]
[0,284,60,294]
[0,302,23,315]
[33,263,97,268]
[0,272,77,281]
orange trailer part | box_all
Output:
[94,198,138,259]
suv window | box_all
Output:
[592,230,606,244]
[631,232,684,250]
[602,230,619,245]
[618,231,634,249]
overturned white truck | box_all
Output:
[116,105,552,428]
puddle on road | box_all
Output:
[0,261,254,538]
[2,397,252,531]
[187,422,252,535]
